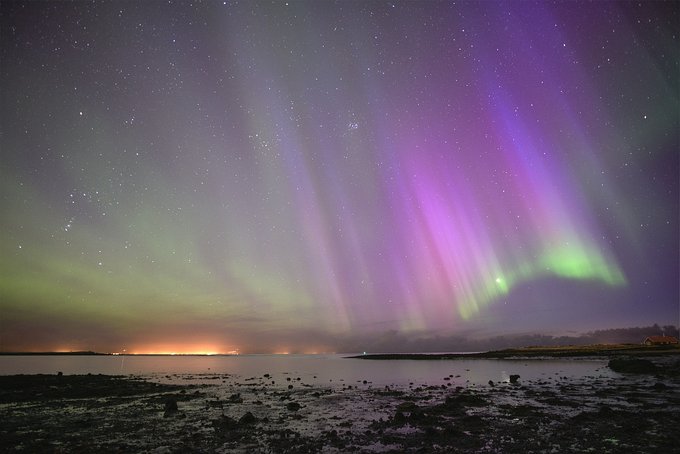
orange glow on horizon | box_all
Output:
[23,342,334,355]
[125,343,238,355]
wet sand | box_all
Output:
[2,357,680,453]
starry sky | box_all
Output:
[1,1,678,354]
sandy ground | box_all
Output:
[2,357,680,453]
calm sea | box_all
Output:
[0,354,615,387]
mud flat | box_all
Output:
[2,358,680,453]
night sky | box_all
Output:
[1,1,678,354]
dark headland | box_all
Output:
[349,343,680,359]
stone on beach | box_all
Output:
[163,398,178,417]
[239,411,257,425]
[228,393,243,403]
[213,414,238,429]
[286,402,301,411]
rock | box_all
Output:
[409,408,427,423]
[163,398,178,417]
[150,447,172,454]
[239,411,257,425]
[652,382,668,391]
[286,402,301,411]
[599,405,614,414]
[212,415,239,432]
[396,401,418,412]
[488,380,495,387]
[228,393,243,403]
[509,374,520,384]
[608,358,657,374]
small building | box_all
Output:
[643,335,679,346]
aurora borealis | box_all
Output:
[1,1,678,353]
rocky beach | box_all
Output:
[2,350,680,453]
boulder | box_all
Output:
[509,374,520,384]
[286,402,301,411]
[393,410,406,425]
[239,411,257,425]
[212,415,239,434]
[228,393,243,403]
[163,398,178,417]
[652,382,668,391]
[396,401,418,412]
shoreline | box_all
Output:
[2,356,679,452]
[3,343,679,359]
[350,343,680,360]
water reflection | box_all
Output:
[0,354,614,386]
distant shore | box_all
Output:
[0,351,110,356]
[2,343,679,358]
[0,352,236,356]
[350,343,680,360]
